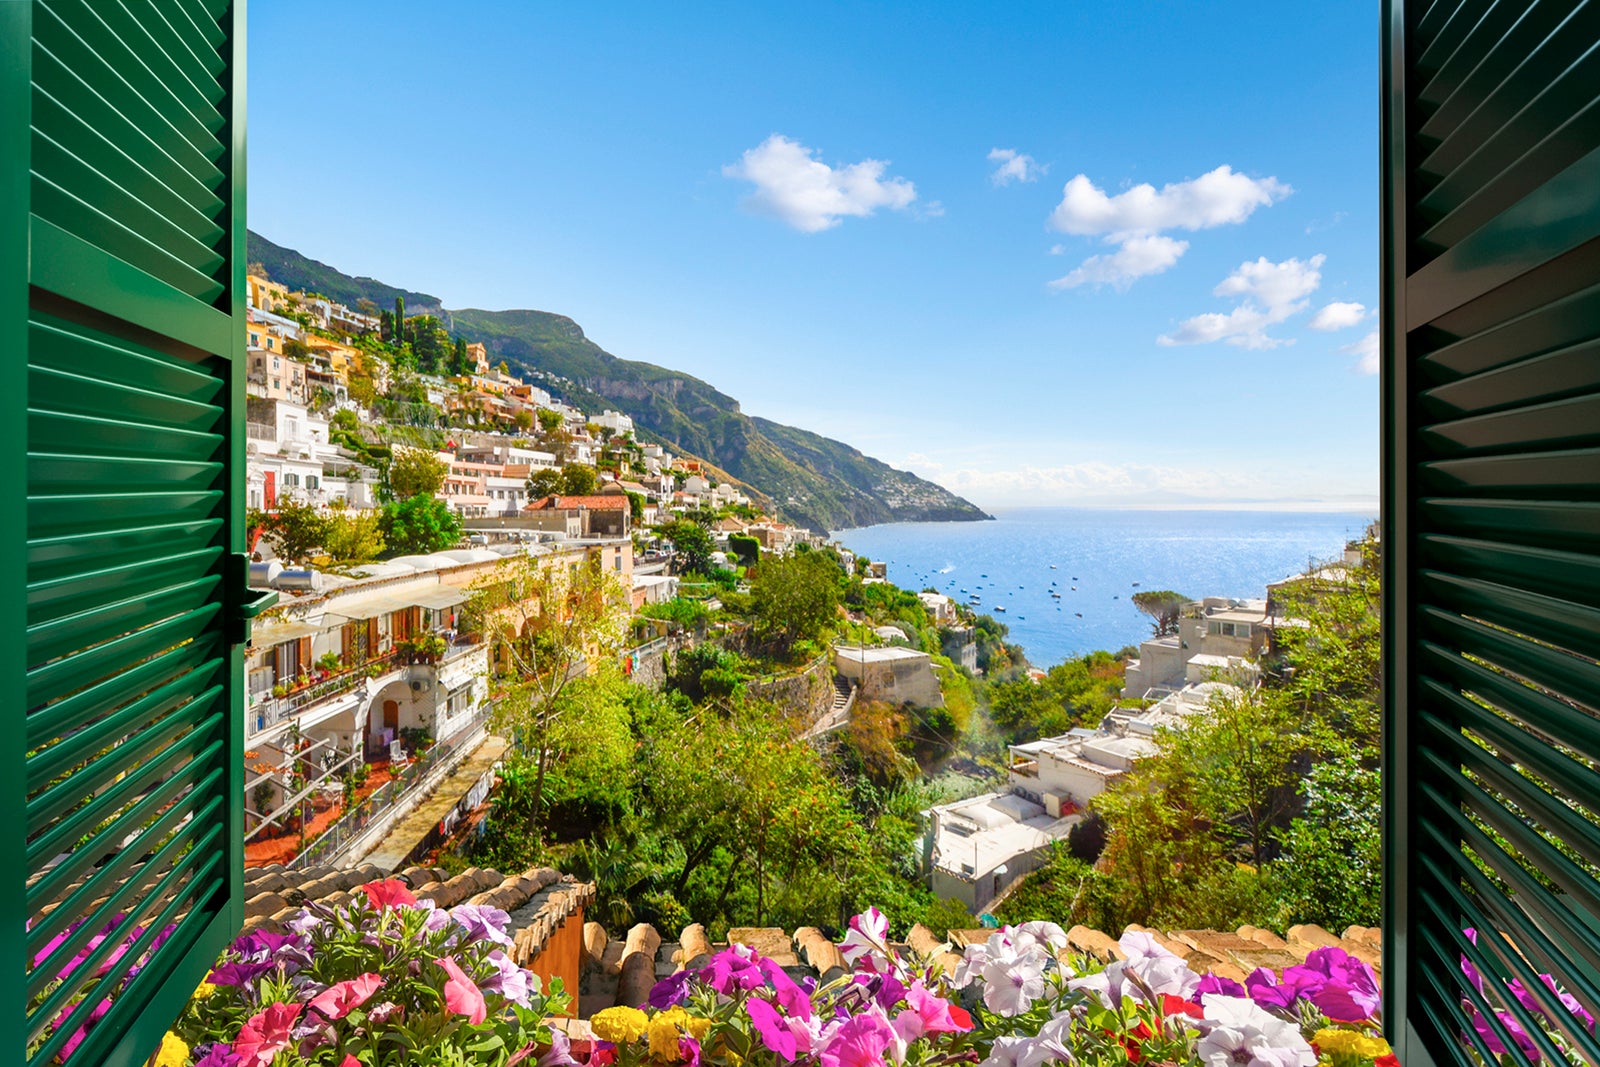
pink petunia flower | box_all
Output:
[308,973,385,1019]
[821,1010,900,1067]
[439,956,488,1025]
[892,981,972,1042]
[234,1002,303,1067]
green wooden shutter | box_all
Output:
[1384,1,1600,1064]
[2,3,270,1065]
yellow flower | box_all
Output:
[192,981,217,1001]
[649,1008,689,1060]
[1314,1029,1392,1060]
[591,1005,650,1044]
[685,1016,711,1041]
[152,1032,189,1067]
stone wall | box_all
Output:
[745,653,835,729]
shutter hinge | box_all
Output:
[226,552,278,645]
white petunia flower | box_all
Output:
[1197,995,1316,1067]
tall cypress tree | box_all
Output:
[394,296,406,346]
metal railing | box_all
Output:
[247,652,400,738]
[287,706,492,870]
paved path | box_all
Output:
[360,733,510,872]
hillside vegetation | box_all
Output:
[248,232,990,534]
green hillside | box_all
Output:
[248,231,442,313]
[250,235,991,534]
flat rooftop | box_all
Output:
[930,792,1078,879]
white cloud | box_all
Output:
[988,148,1045,186]
[1308,300,1368,330]
[1048,165,1291,239]
[1159,254,1325,349]
[1346,330,1380,374]
[1046,165,1289,292]
[723,134,917,232]
[1048,234,1189,290]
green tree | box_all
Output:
[249,498,330,564]
[537,409,563,433]
[727,533,761,567]
[449,336,472,377]
[461,555,626,843]
[322,505,386,562]
[387,447,448,499]
[750,550,842,653]
[1130,589,1188,637]
[1272,757,1381,929]
[392,296,405,344]
[659,519,714,576]
[1270,529,1382,755]
[624,490,645,523]
[1157,686,1301,866]
[561,464,597,495]
[527,467,564,499]
[379,495,461,555]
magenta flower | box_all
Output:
[56,996,112,1061]
[678,1036,703,1067]
[1469,1006,1541,1061]
[1295,946,1379,1022]
[1198,973,1248,998]
[1510,972,1595,1032]
[821,1010,899,1067]
[193,1042,242,1067]
[650,969,694,1008]
[1244,965,1323,1011]
[308,972,384,1019]
[538,1028,580,1067]
[702,945,765,995]
[760,957,813,1020]
[439,956,488,1025]
[749,997,799,1061]
[233,1001,303,1067]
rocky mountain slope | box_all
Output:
[249,232,991,534]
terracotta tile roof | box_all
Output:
[571,920,1382,1022]
[240,863,596,964]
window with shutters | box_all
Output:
[3,3,262,1065]
[1384,1,1600,1064]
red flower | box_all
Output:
[234,1002,303,1067]
[358,879,417,910]
[1160,994,1205,1019]
[1375,1056,1400,1067]
[309,972,385,1019]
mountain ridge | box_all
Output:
[248,231,992,535]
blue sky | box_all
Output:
[248,2,1379,511]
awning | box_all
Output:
[409,586,472,610]
[248,619,326,647]
[322,591,422,620]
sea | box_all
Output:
[834,507,1375,667]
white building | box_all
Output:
[592,410,635,436]
[927,792,1079,913]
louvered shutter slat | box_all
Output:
[1387,1,1600,1063]
[4,3,252,1063]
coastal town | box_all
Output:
[238,267,1379,951]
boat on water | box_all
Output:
[995,605,1007,613]
[1075,612,1083,618]
[1132,582,1140,587]
[1050,565,1057,569]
